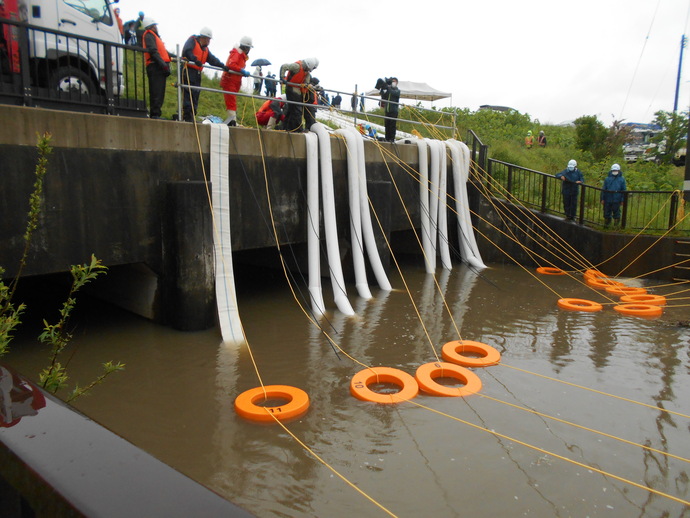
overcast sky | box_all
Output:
[119,0,690,125]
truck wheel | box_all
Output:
[50,67,95,96]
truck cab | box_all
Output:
[2,0,123,96]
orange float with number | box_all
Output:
[613,303,663,318]
[557,298,603,312]
[585,276,624,289]
[605,286,647,296]
[536,267,565,275]
[415,362,482,397]
[620,294,667,306]
[350,367,418,404]
[441,340,501,367]
[235,385,310,423]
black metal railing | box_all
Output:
[483,157,688,232]
[0,17,147,116]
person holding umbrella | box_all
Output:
[220,36,253,126]
[251,58,272,95]
[253,65,263,95]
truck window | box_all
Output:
[62,0,113,25]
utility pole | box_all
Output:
[685,118,690,202]
[675,35,690,202]
[674,35,687,113]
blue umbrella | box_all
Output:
[251,58,271,67]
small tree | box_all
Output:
[651,110,689,164]
[1,133,124,401]
[574,115,608,161]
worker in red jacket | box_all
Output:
[220,36,253,126]
[255,96,285,129]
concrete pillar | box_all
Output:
[162,181,215,331]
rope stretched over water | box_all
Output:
[476,392,690,463]
[269,411,399,517]
[402,397,690,507]
[210,99,689,512]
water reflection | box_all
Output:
[4,262,690,516]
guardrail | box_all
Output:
[488,159,686,231]
[0,17,147,116]
[0,363,253,517]
[466,131,687,233]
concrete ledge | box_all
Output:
[0,364,253,517]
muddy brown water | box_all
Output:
[5,262,690,517]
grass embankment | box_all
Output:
[124,54,684,196]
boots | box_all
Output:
[223,110,236,126]
[613,219,620,227]
[604,218,611,228]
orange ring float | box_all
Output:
[584,269,607,280]
[350,367,418,404]
[613,303,663,318]
[557,298,603,312]
[620,294,667,306]
[605,285,647,296]
[441,340,501,367]
[235,385,310,422]
[415,362,482,397]
[585,277,624,289]
[536,266,565,275]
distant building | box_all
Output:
[621,122,663,163]
[478,105,517,113]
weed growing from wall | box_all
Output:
[0,133,125,400]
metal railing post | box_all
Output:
[486,159,493,194]
[103,43,115,114]
[669,191,679,229]
[578,185,586,224]
[540,175,548,212]
[17,26,33,106]
[176,45,182,122]
[621,192,629,229]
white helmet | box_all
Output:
[199,27,213,38]
[239,36,253,48]
[142,17,157,29]
[611,163,621,171]
[567,159,577,171]
[302,57,319,71]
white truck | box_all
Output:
[1,0,123,96]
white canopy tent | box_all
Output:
[365,81,452,102]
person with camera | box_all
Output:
[376,77,401,142]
